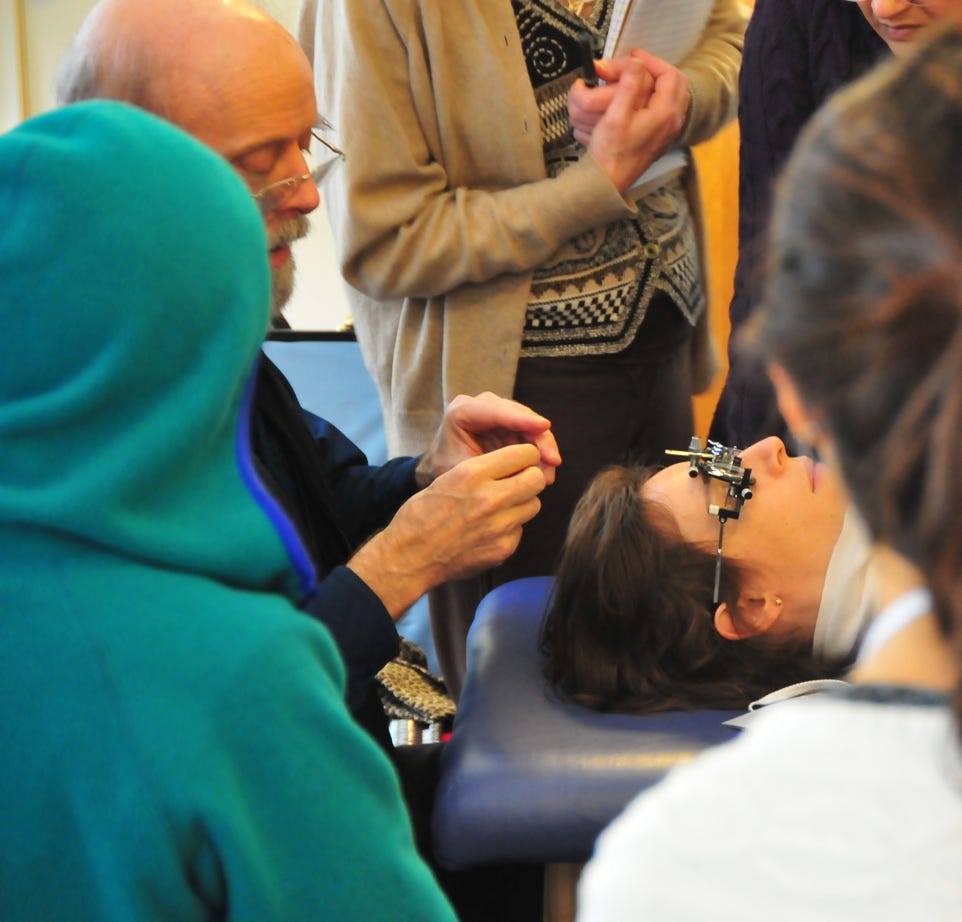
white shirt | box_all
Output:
[577,692,962,922]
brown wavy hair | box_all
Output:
[541,465,843,713]
[746,22,962,734]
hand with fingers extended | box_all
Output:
[415,391,562,488]
[568,50,691,194]
[348,443,548,619]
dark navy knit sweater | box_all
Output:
[711,0,888,447]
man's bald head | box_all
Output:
[58,0,313,142]
[58,0,322,319]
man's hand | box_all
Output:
[568,50,690,193]
[415,391,561,488]
[349,443,547,619]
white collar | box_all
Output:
[813,507,876,658]
[855,587,934,665]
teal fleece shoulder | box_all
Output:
[0,531,455,920]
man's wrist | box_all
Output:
[347,524,438,622]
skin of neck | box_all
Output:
[848,544,958,692]
[720,556,824,647]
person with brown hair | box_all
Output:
[577,23,962,919]
[542,435,863,712]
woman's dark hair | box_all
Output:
[541,465,841,714]
[747,22,962,732]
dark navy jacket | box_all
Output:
[251,353,418,724]
[710,0,888,447]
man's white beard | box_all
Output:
[268,213,310,321]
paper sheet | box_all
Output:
[604,0,716,64]
[600,0,716,190]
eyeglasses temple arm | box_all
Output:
[311,131,344,159]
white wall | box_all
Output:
[2,0,349,331]
[0,1,24,131]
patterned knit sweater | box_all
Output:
[512,0,702,358]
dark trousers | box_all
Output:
[430,294,694,700]
[392,743,544,921]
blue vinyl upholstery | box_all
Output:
[432,576,741,868]
[261,335,387,465]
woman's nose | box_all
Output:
[741,436,788,475]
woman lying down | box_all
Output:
[541,436,873,712]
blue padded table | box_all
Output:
[261,332,387,465]
[432,576,741,869]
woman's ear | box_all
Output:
[714,593,785,641]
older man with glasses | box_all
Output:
[59,0,336,325]
[55,3,557,916]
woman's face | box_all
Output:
[855,0,961,55]
[642,437,847,594]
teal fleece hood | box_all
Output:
[0,101,313,597]
[0,103,456,922]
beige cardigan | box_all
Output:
[299,0,746,456]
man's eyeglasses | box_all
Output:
[251,117,344,215]
[665,437,754,607]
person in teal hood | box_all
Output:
[0,100,455,921]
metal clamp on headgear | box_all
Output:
[664,437,755,605]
